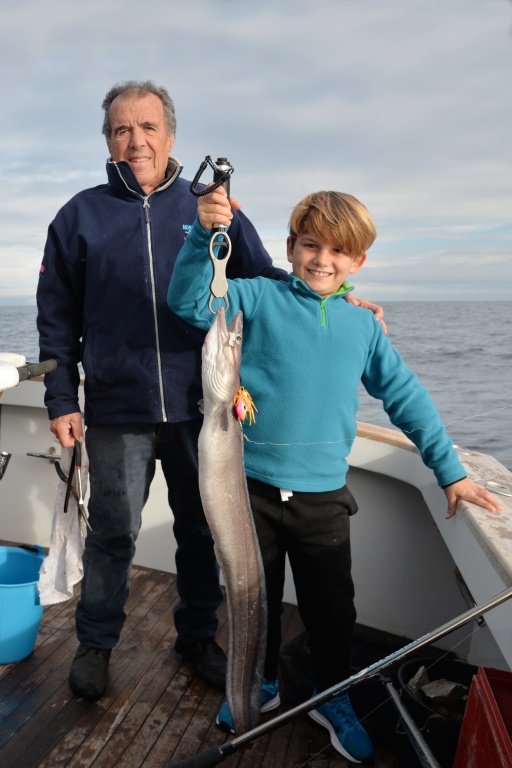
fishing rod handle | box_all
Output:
[212,157,232,199]
[212,157,233,233]
[17,359,57,381]
[168,745,227,768]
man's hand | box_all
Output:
[197,185,240,230]
[443,477,503,519]
[50,412,84,448]
[345,293,387,334]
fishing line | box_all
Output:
[444,403,512,429]
[243,435,356,447]
[361,620,483,726]
[240,401,512,447]
[400,403,512,437]
[297,741,333,767]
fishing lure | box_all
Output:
[233,386,258,425]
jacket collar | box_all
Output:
[106,156,183,198]
[290,273,354,299]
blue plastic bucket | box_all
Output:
[0,545,46,663]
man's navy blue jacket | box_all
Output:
[37,157,287,426]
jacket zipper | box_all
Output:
[293,275,352,328]
[110,161,182,423]
[320,299,327,327]
[143,196,168,422]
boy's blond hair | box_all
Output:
[289,191,376,256]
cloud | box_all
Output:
[1,0,511,302]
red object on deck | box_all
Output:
[454,667,512,767]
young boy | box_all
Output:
[167,189,501,764]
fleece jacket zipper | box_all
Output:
[110,161,182,422]
[319,283,353,326]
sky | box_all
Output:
[1,0,511,304]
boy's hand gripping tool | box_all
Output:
[190,156,234,313]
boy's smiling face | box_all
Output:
[287,232,366,298]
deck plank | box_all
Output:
[0,549,397,768]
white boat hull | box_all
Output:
[1,379,511,671]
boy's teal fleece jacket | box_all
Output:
[168,221,466,493]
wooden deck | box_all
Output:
[0,560,402,768]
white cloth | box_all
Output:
[38,443,89,605]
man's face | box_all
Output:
[106,91,175,194]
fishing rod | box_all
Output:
[0,357,57,393]
[190,155,234,313]
[0,358,57,480]
[168,583,512,768]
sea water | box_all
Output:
[356,301,511,472]
[0,302,510,470]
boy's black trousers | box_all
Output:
[247,478,358,693]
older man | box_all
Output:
[37,80,383,699]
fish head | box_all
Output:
[201,307,243,409]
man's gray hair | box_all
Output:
[102,80,177,138]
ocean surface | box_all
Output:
[0,302,510,471]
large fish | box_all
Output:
[198,306,267,735]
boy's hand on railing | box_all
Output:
[443,477,503,519]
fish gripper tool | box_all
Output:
[190,155,234,313]
[208,230,232,313]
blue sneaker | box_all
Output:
[309,692,373,763]
[216,678,280,733]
